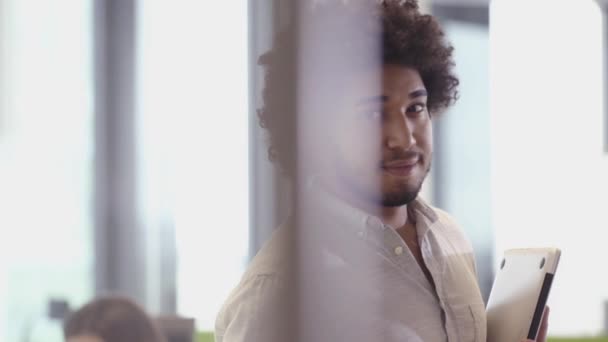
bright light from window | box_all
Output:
[491,0,606,335]
[138,1,250,331]
[0,0,93,340]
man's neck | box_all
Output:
[378,205,409,229]
[350,198,409,229]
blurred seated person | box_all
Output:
[63,296,167,342]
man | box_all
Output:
[216,1,548,341]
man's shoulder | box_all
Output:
[214,271,289,342]
[244,224,292,279]
[431,205,461,228]
[416,199,474,252]
[414,198,461,229]
[215,226,292,341]
[225,224,292,301]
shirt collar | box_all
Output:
[302,176,439,235]
[303,176,372,233]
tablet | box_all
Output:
[486,248,561,342]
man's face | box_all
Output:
[323,64,432,207]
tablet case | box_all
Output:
[486,248,561,342]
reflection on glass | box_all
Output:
[216,1,488,341]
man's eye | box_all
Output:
[407,103,426,114]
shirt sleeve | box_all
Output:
[214,274,288,342]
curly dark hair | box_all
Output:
[258,0,459,175]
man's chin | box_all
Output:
[378,180,424,206]
[380,189,421,207]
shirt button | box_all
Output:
[357,231,365,238]
[366,216,384,230]
[394,246,404,255]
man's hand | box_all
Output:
[522,306,549,342]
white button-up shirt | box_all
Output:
[215,185,486,342]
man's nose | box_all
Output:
[384,113,415,150]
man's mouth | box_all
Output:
[381,158,419,176]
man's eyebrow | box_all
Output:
[357,90,428,105]
[409,89,428,98]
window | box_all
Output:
[0,0,94,340]
[137,1,250,331]
[491,0,607,335]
